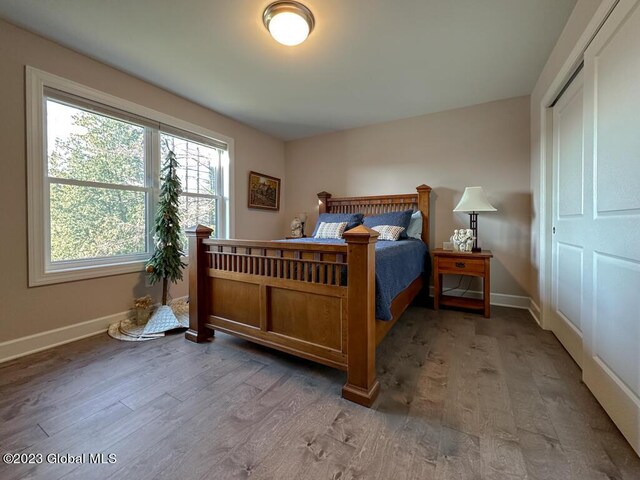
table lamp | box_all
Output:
[453,186,496,252]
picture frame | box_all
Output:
[248,171,281,211]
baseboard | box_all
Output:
[0,296,188,364]
[0,310,131,364]
[528,299,542,326]
[428,286,531,310]
[2,291,536,364]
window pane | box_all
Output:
[50,184,146,262]
[179,195,217,249]
[46,99,145,186]
[161,133,218,195]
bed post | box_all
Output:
[185,224,213,343]
[416,184,432,244]
[317,191,332,214]
[342,225,380,407]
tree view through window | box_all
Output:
[46,97,223,265]
[47,99,148,262]
[161,133,219,250]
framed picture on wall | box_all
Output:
[248,171,281,211]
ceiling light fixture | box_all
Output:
[263,1,315,46]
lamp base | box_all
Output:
[468,212,480,252]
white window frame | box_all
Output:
[159,127,225,246]
[44,91,156,272]
[26,67,235,287]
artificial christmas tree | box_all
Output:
[146,150,186,305]
[109,150,188,341]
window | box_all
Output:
[27,68,233,286]
[160,131,221,250]
[46,95,151,266]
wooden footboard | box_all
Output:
[185,225,381,406]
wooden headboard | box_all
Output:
[317,184,432,245]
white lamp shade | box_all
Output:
[453,186,497,212]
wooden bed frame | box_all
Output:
[185,184,432,407]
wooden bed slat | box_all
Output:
[319,184,431,245]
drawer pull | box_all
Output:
[455,262,466,268]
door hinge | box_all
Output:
[553,226,556,234]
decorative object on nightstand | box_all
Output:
[433,248,493,318]
[290,216,303,238]
[453,186,497,253]
[449,228,475,252]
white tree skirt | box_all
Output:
[108,299,189,342]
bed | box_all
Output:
[185,184,432,406]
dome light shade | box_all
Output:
[263,1,315,46]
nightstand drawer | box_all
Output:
[437,257,485,274]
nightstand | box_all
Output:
[433,248,493,318]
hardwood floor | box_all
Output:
[1,305,638,479]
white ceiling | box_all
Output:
[0,0,576,140]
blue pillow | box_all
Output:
[311,213,364,237]
[406,211,423,240]
[363,210,413,239]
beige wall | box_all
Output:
[0,18,537,345]
[285,96,532,297]
[0,20,285,343]
[529,0,603,309]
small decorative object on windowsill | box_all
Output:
[453,186,497,252]
[290,216,303,238]
[134,295,153,326]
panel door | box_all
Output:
[551,70,585,367]
[581,0,640,455]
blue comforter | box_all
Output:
[284,238,429,320]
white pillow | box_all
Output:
[371,225,405,241]
[314,222,348,239]
[406,211,423,240]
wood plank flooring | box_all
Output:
[1,305,638,479]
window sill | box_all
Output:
[30,259,149,287]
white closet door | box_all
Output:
[582,0,640,454]
[551,70,585,367]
